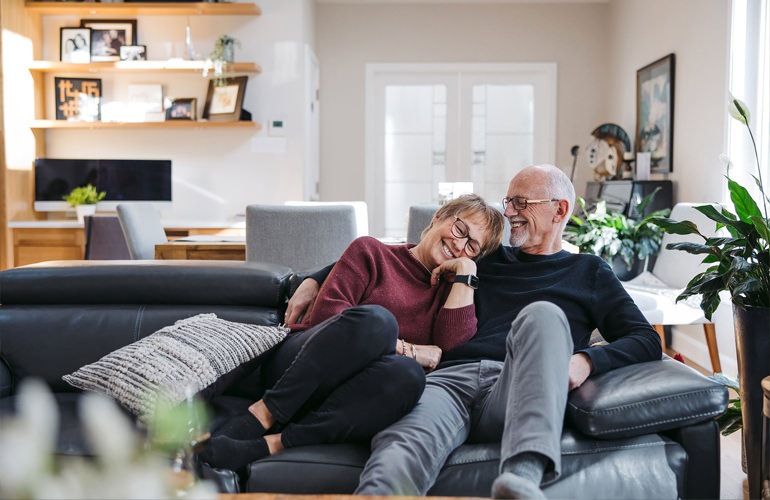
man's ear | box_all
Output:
[553,200,570,221]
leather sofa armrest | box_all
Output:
[566,357,728,439]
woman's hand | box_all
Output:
[413,344,442,372]
[285,278,320,325]
[430,257,477,286]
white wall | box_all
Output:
[37,0,315,223]
[315,0,736,375]
[606,0,735,376]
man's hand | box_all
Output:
[285,278,320,325]
[413,344,442,372]
[568,352,592,391]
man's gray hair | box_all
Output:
[538,164,575,213]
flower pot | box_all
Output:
[76,204,96,224]
[733,303,770,500]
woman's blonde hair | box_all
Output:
[420,194,505,259]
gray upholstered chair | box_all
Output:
[83,215,131,260]
[245,204,357,273]
[116,203,168,260]
[406,205,440,244]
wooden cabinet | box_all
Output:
[26,1,262,130]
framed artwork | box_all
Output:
[166,98,197,121]
[55,77,102,122]
[202,76,248,122]
[636,53,675,173]
[80,19,137,62]
[60,27,91,63]
[120,45,146,61]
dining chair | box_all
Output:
[116,203,168,260]
[284,201,369,237]
[83,215,131,260]
[245,204,357,273]
[623,202,724,373]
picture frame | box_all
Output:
[60,27,91,63]
[54,77,102,122]
[202,76,248,122]
[165,98,197,121]
[120,45,146,61]
[80,19,137,62]
[635,53,675,174]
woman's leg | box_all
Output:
[261,304,399,424]
[280,354,425,447]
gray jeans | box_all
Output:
[354,301,573,495]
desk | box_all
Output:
[155,241,245,260]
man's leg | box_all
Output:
[354,362,482,496]
[470,301,573,498]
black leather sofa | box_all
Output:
[0,260,729,498]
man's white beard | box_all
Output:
[508,228,528,248]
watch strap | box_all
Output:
[453,274,479,289]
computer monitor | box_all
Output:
[34,158,172,212]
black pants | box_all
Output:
[259,304,426,448]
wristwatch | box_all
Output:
[453,274,479,289]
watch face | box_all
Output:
[469,275,479,289]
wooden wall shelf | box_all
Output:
[29,61,261,74]
[24,2,261,17]
[31,120,261,130]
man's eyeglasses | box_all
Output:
[451,217,482,257]
[502,196,559,211]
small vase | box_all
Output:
[76,204,96,224]
[223,43,234,63]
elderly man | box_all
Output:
[286,164,661,499]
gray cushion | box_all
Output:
[63,313,288,419]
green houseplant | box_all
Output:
[651,97,769,499]
[63,184,106,224]
[564,189,670,280]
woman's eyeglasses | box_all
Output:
[451,217,482,257]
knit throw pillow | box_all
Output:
[63,313,289,419]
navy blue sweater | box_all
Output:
[309,245,662,375]
[441,246,662,374]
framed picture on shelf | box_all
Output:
[55,77,102,122]
[165,98,197,121]
[202,76,248,122]
[120,45,147,61]
[80,19,137,62]
[60,27,91,63]
[636,53,675,173]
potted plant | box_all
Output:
[564,189,670,280]
[63,184,106,224]
[652,97,769,499]
[204,35,240,86]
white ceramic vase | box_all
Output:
[76,204,96,224]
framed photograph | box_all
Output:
[60,27,91,63]
[80,19,137,62]
[165,98,197,121]
[55,77,102,122]
[120,45,146,61]
[202,76,248,122]
[636,53,675,173]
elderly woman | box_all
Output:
[201,194,504,473]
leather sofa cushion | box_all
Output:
[566,357,727,439]
[0,260,292,307]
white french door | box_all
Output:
[365,63,557,238]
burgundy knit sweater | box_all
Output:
[302,236,477,351]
